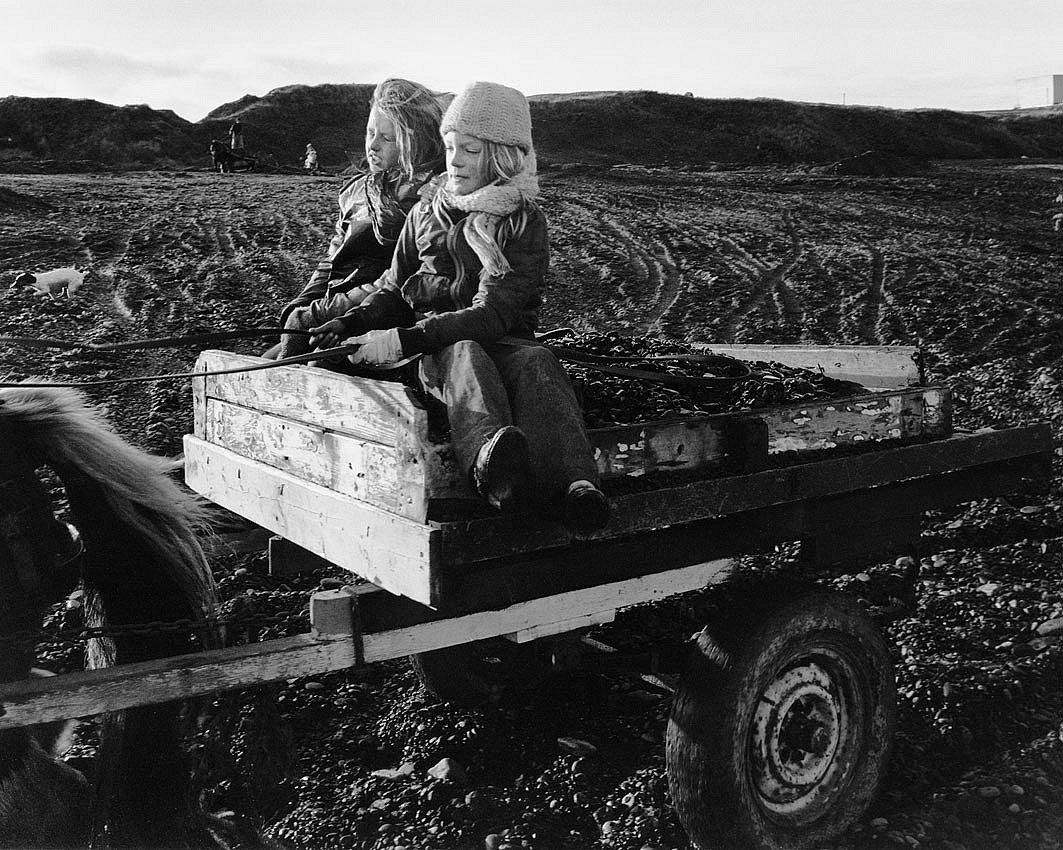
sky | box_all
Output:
[1,0,1061,122]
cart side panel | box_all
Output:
[697,344,923,388]
[591,418,731,478]
[194,350,424,445]
[439,424,1053,565]
[193,350,469,519]
[202,398,411,516]
[588,387,950,480]
[184,435,441,607]
[752,386,951,453]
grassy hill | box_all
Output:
[1,84,1062,172]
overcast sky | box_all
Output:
[1,0,1060,121]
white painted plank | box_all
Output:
[194,350,426,446]
[694,343,922,388]
[184,435,439,606]
[360,557,735,660]
[504,609,617,643]
[203,398,418,518]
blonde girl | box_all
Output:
[273,78,445,358]
[310,81,609,535]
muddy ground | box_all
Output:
[3,162,1063,850]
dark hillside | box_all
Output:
[0,96,203,167]
[1,84,1062,172]
[529,91,1033,165]
[200,83,378,170]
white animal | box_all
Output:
[12,267,86,298]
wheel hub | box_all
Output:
[751,660,847,813]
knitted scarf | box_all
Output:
[437,152,540,277]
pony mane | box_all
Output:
[0,386,216,609]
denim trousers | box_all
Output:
[418,340,600,501]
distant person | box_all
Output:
[209,138,233,173]
[229,119,244,150]
[269,78,445,359]
[304,143,319,174]
[303,80,610,534]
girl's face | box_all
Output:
[444,131,490,195]
[365,106,400,173]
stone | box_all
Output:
[1035,617,1063,637]
[428,757,467,783]
[557,737,598,757]
[371,763,415,781]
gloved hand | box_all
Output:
[308,319,349,351]
[345,328,403,365]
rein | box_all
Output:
[0,327,750,389]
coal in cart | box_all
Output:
[181,343,1052,850]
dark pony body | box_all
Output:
[0,386,218,848]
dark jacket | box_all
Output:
[279,166,438,325]
[337,180,549,355]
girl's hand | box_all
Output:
[308,319,348,350]
[346,329,403,365]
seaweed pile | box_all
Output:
[547,331,867,427]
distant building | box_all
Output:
[1017,75,1063,108]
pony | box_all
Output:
[0,385,220,848]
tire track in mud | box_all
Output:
[874,258,916,346]
[855,247,915,347]
[908,256,1025,364]
[839,246,888,346]
[213,220,237,260]
[555,196,684,335]
[66,223,142,327]
[683,212,805,342]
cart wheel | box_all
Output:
[409,637,551,707]
[666,592,895,850]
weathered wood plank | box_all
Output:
[694,343,923,388]
[749,386,951,453]
[430,450,1052,615]
[0,557,735,729]
[203,398,417,518]
[586,387,950,478]
[183,435,441,606]
[590,418,730,478]
[194,350,426,446]
[361,556,735,659]
[505,610,617,643]
[438,424,1053,565]
[0,632,357,730]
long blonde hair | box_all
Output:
[370,78,445,177]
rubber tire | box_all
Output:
[666,591,896,850]
[409,637,552,707]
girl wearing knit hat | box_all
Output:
[308,81,609,536]
[269,78,445,360]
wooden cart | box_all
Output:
[176,343,1052,850]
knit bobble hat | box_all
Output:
[440,81,533,153]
